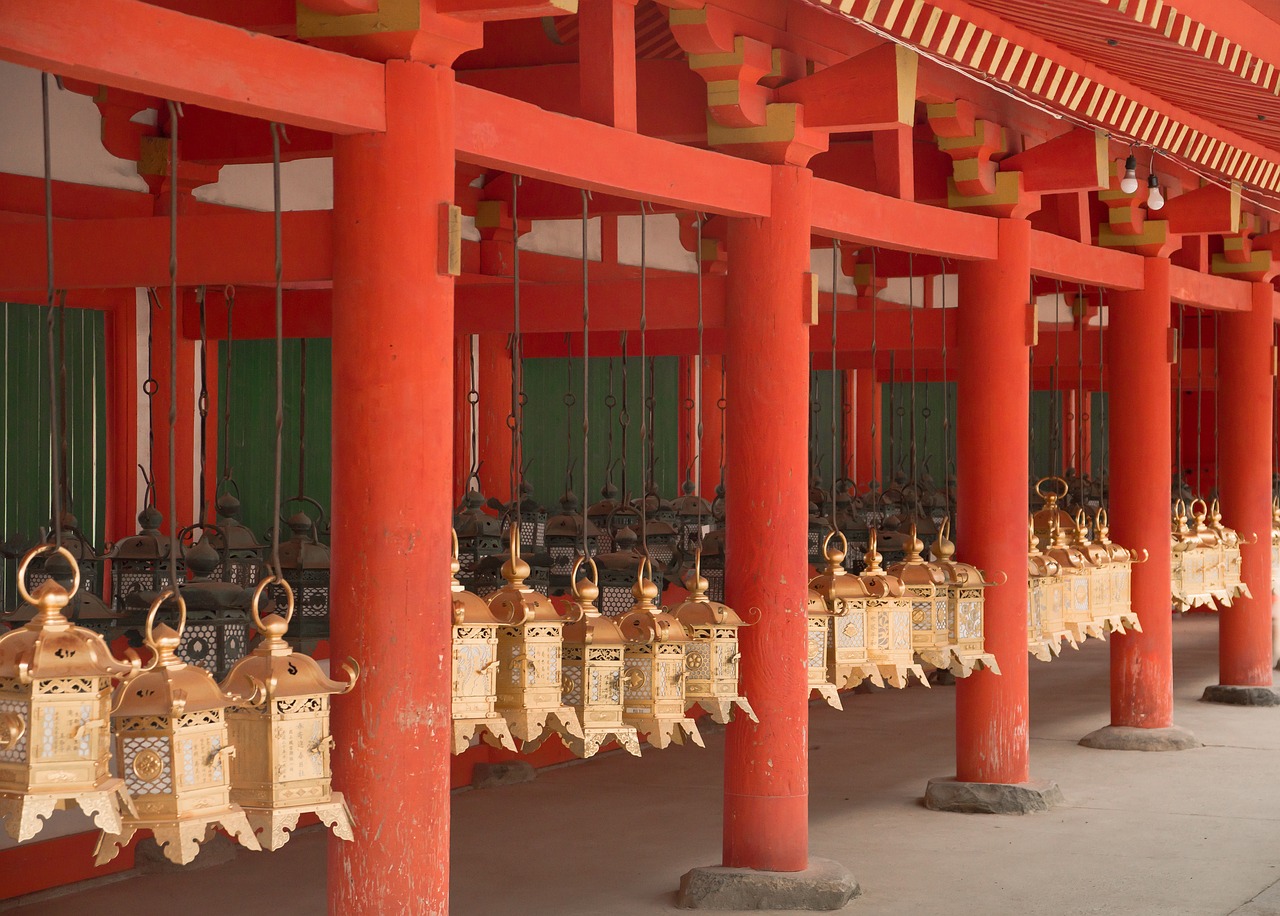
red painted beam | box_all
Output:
[1029,229,1144,289]
[454,84,772,216]
[1169,264,1254,311]
[0,0,386,134]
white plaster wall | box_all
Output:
[519,216,602,260]
[0,61,147,191]
[616,213,697,273]
[194,158,334,212]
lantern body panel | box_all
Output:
[681,625,757,725]
[831,600,881,690]
[621,642,701,749]
[451,623,515,753]
[494,621,581,746]
[948,585,999,675]
[805,614,841,709]
[865,596,926,688]
[560,643,639,757]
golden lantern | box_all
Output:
[1031,477,1075,552]
[886,525,951,672]
[449,531,516,755]
[0,546,139,843]
[670,550,758,725]
[486,530,583,749]
[559,558,641,758]
[1026,519,1074,661]
[809,532,883,703]
[1042,517,1100,644]
[617,561,703,749]
[858,532,928,689]
[219,578,358,850]
[931,520,1001,677]
[1171,499,1215,611]
[96,591,262,866]
[1190,498,1231,604]
[1091,510,1144,634]
[1271,498,1280,592]
[1069,509,1125,635]
[1208,499,1251,604]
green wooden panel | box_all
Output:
[0,303,106,610]
[521,356,679,507]
[879,381,956,490]
[807,370,846,491]
[219,339,333,541]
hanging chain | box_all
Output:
[56,289,71,517]
[695,215,707,539]
[268,122,285,581]
[580,190,591,559]
[1175,304,1185,497]
[908,253,919,518]
[1076,285,1086,504]
[509,174,524,537]
[465,333,480,495]
[829,239,840,529]
[220,286,235,485]
[142,288,159,508]
[165,100,182,592]
[41,73,63,548]
[1100,289,1109,502]
[869,248,880,514]
[638,204,648,553]
[605,357,616,491]
[297,338,308,498]
[619,331,631,500]
[1213,311,1221,500]
[1196,308,1204,500]
[940,259,952,513]
[196,285,209,522]
[562,333,576,495]
[1051,280,1063,480]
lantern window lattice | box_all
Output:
[595,528,665,618]
[448,532,516,754]
[808,532,883,710]
[858,532,928,689]
[269,507,331,647]
[0,547,139,844]
[207,489,266,589]
[1027,518,1076,661]
[930,521,1001,677]
[107,505,183,612]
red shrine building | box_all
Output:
[1,1,1280,914]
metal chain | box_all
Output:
[604,357,616,491]
[1213,311,1220,499]
[869,248,880,513]
[56,289,70,516]
[196,286,209,521]
[1196,308,1203,500]
[696,215,706,539]
[220,286,235,484]
[269,121,285,581]
[297,338,308,499]
[562,333,576,495]
[165,100,182,592]
[40,73,62,548]
[465,332,480,494]
[510,174,523,536]
[1051,280,1063,480]
[941,259,952,512]
[1175,304,1185,495]
[908,253,919,518]
[829,240,840,528]
[580,190,591,558]
[619,332,631,499]
[1099,289,1109,501]
[638,204,648,552]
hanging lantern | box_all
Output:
[500,483,549,553]
[129,534,251,681]
[220,577,358,850]
[1027,519,1068,661]
[1093,509,1144,634]
[455,488,504,587]
[809,532,883,704]
[886,525,952,672]
[586,482,625,554]
[1041,516,1100,644]
[543,491,603,594]
[1031,477,1075,551]
[0,546,138,843]
[671,480,713,549]
[206,485,265,588]
[107,505,179,611]
[24,513,100,599]
[1069,509,1125,635]
[487,531,583,749]
[931,520,1001,676]
[1191,498,1231,604]
[595,527,665,618]
[448,531,516,754]
[696,527,726,603]
[1271,499,1280,592]
[858,532,928,688]
[805,585,842,709]
[272,502,331,645]
[1171,499,1215,611]
[1208,499,1251,605]
[559,558,642,758]
[670,550,758,725]
[6,548,121,638]
[95,591,262,866]
[616,562,702,749]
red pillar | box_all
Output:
[477,332,513,502]
[723,165,811,871]
[1215,281,1275,690]
[854,367,881,486]
[329,61,455,916]
[104,291,139,543]
[953,219,1033,785]
[1107,258,1176,728]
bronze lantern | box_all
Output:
[595,527,664,618]
[886,525,951,672]
[1208,498,1250,605]
[5,548,122,639]
[670,550,757,725]
[671,480,713,550]
[931,521,1001,676]
[1069,509,1122,635]
[617,562,703,749]
[455,489,504,589]
[221,578,359,850]
[805,585,842,709]
[559,558,641,758]
[1027,518,1075,661]
[858,533,928,689]
[487,531,583,749]
[273,506,331,646]
[24,513,100,599]
[1171,499,1215,611]
[449,532,516,754]
[206,486,265,588]
[1041,517,1100,644]
[95,591,262,866]
[544,491,602,594]
[808,532,883,703]
[0,546,138,843]
[1093,509,1144,634]
[107,505,179,611]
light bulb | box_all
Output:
[1119,154,1139,194]
[1146,174,1164,210]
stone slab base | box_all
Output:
[1201,684,1280,707]
[470,761,537,790]
[677,858,859,910]
[1078,724,1202,752]
[924,777,1063,815]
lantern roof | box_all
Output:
[276,513,331,570]
[618,568,688,644]
[670,566,750,628]
[886,525,948,587]
[809,531,875,602]
[0,577,134,680]
[485,536,559,625]
[222,610,355,700]
[562,570,630,646]
[113,621,243,716]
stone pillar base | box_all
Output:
[677,858,859,910]
[924,777,1063,815]
[1201,684,1280,706]
[1078,724,1201,751]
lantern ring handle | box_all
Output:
[821,529,849,564]
[1095,507,1109,528]
[16,544,80,607]
[251,575,295,631]
[451,527,461,564]
[144,589,187,645]
[570,555,600,594]
[1035,476,1069,501]
[1173,498,1189,520]
[1190,497,1209,518]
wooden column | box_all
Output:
[329,60,455,916]
[952,218,1034,785]
[578,0,637,130]
[1214,281,1276,692]
[723,165,812,871]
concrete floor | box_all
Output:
[8,614,1280,915]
